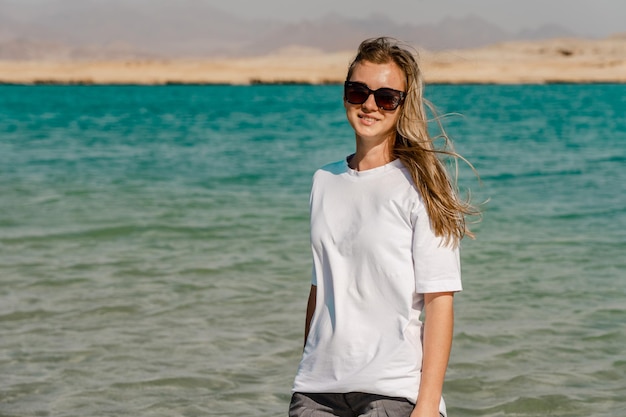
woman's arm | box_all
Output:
[303,284,317,348]
[411,291,455,417]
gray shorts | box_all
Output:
[288,392,419,417]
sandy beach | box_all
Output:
[1,36,625,85]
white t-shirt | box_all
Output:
[292,157,462,409]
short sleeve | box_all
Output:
[412,202,462,294]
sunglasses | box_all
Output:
[344,81,406,111]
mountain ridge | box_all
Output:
[0,0,584,60]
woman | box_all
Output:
[290,37,477,417]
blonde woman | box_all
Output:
[290,37,477,417]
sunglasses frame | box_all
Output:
[344,81,406,111]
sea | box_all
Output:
[1,83,625,417]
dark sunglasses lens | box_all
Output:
[375,91,402,110]
[345,84,370,104]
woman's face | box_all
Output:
[344,60,405,146]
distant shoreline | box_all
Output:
[1,80,625,86]
[1,37,625,85]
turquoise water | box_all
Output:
[1,84,625,417]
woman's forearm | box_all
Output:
[412,292,455,417]
[303,284,317,348]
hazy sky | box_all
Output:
[208,0,625,37]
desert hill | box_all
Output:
[1,35,625,85]
[0,1,623,84]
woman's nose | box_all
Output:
[361,93,378,111]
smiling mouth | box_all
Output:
[359,114,378,123]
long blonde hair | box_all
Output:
[347,37,479,246]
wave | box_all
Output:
[480,168,584,182]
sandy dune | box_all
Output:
[1,37,625,85]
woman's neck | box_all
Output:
[349,136,395,171]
